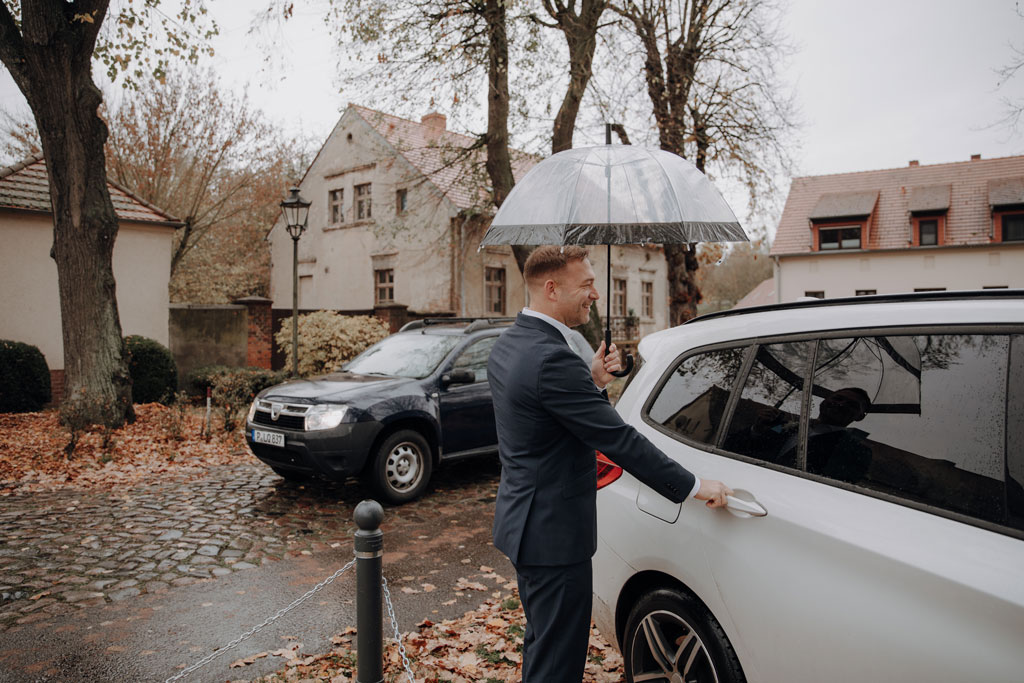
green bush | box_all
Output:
[124,335,178,404]
[0,340,51,413]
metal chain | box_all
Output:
[164,557,357,683]
[381,575,416,683]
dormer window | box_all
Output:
[998,212,1024,241]
[819,226,861,250]
[918,219,938,245]
[988,177,1024,242]
[908,185,949,247]
[808,190,877,252]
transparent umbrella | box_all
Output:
[480,135,747,375]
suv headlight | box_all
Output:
[305,404,349,431]
[247,399,259,424]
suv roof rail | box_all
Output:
[399,317,516,333]
[464,317,516,333]
[688,288,1024,325]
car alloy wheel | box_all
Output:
[367,429,433,504]
[624,588,745,683]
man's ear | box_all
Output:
[543,278,559,301]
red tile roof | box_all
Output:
[734,277,775,308]
[0,155,180,226]
[772,155,1024,255]
[349,105,538,211]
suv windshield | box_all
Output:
[343,333,461,379]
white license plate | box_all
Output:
[252,429,285,448]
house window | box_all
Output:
[804,291,825,299]
[819,226,861,250]
[485,267,506,315]
[375,268,394,304]
[329,189,344,224]
[613,278,627,316]
[396,188,408,214]
[855,289,876,296]
[1002,213,1024,241]
[919,220,938,245]
[356,183,372,220]
[911,215,944,246]
[641,281,654,318]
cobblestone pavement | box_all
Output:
[0,458,502,633]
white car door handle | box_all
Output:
[725,492,767,518]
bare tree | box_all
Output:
[104,69,309,296]
[0,0,216,429]
[995,5,1024,134]
[610,0,795,325]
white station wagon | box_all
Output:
[592,290,1024,683]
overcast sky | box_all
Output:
[3,0,1023,196]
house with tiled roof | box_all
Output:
[0,154,181,398]
[770,154,1024,301]
[268,105,670,335]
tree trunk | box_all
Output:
[483,0,532,275]
[2,1,134,428]
[548,0,608,154]
[620,0,708,325]
[663,243,701,325]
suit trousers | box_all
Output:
[514,559,593,682]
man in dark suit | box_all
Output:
[487,245,733,682]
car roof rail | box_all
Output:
[398,317,517,333]
[464,317,516,333]
[687,288,1024,326]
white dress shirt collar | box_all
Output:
[521,307,574,346]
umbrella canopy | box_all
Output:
[480,144,747,247]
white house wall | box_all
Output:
[269,110,462,313]
[0,211,173,370]
[776,244,1024,301]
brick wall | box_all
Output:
[236,297,273,369]
[49,369,65,405]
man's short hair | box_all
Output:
[523,245,589,286]
[837,387,872,411]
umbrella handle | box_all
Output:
[610,353,634,378]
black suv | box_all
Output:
[245,317,593,503]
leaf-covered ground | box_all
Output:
[0,404,247,495]
[241,584,624,683]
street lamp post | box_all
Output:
[280,187,311,377]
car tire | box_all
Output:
[365,429,433,504]
[623,588,745,683]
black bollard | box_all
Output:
[354,499,384,683]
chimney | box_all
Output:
[421,112,446,139]
[908,160,919,167]
[971,153,981,161]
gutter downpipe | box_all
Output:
[773,255,782,304]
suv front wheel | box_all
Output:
[365,429,433,504]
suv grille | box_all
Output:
[252,399,310,431]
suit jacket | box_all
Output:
[488,313,697,566]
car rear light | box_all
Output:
[596,451,622,490]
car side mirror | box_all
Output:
[442,369,476,387]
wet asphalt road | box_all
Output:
[0,457,514,682]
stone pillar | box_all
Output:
[235,296,274,369]
[373,303,410,334]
